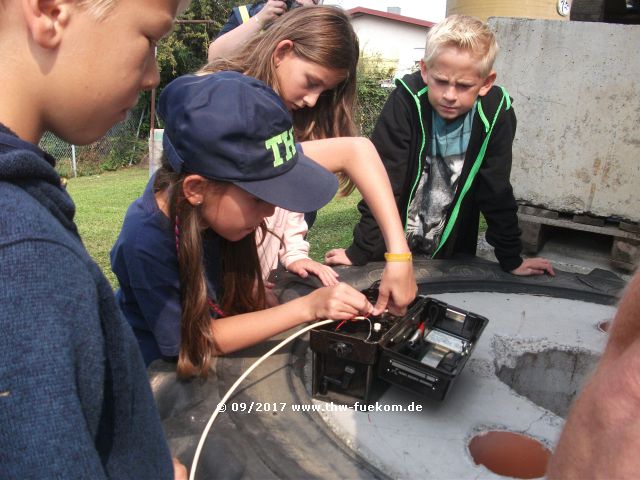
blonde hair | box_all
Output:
[75,0,191,19]
[76,0,116,19]
[423,14,498,78]
[0,1,116,20]
[201,5,360,195]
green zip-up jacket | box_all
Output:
[345,71,524,272]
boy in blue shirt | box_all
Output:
[326,15,554,277]
[0,1,189,477]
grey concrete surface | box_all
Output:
[489,18,640,222]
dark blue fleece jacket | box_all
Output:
[0,126,173,479]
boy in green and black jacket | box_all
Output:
[326,15,554,276]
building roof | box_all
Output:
[346,7,435,28]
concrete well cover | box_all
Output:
[150,257,624,479]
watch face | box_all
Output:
[557,0,571,16]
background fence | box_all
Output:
[40,102,150,178]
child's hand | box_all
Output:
[287,259,340,287]
[324,248,353,266]
[307,283,374,320]
[374,261,418,316]
[510,257,555,276]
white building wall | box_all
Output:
[350,16,429,76]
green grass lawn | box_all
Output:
[67,167,149,287]
[66,167,363,288]
[308,192,362,260]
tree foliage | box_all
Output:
[355,54,395,138]
[145,0,238,130]
[157,0,238,86]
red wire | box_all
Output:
[335,310,372,331]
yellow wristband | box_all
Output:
[384,252,413,262]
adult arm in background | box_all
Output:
[475,95,554,277]
[301,137,417,315]
[547,271,640,478]
[207,0,287,61]
[324,85,414,267]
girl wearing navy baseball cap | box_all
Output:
[111,72,415,377]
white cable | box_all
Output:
[189,318,334,480]
[350,316,374,342]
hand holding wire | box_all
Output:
[307,282,374,321]
[374,261,417,316]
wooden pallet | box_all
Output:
[518,205,640,272]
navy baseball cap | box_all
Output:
[158,71,338,213]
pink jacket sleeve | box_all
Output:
[278,210,310,269]
[259,208,310,280]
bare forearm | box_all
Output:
[346,140,408,253]
[605,271,640,359]
[207,19,261,61]
[301,137,409,253]
[211,297,311,354]
[211,282,375,354]
[548,271,640,477]
[548,335,640,478]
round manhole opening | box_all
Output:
[597,320,611,333]
[468,430,551,479]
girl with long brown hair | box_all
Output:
[203,5,359,148]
